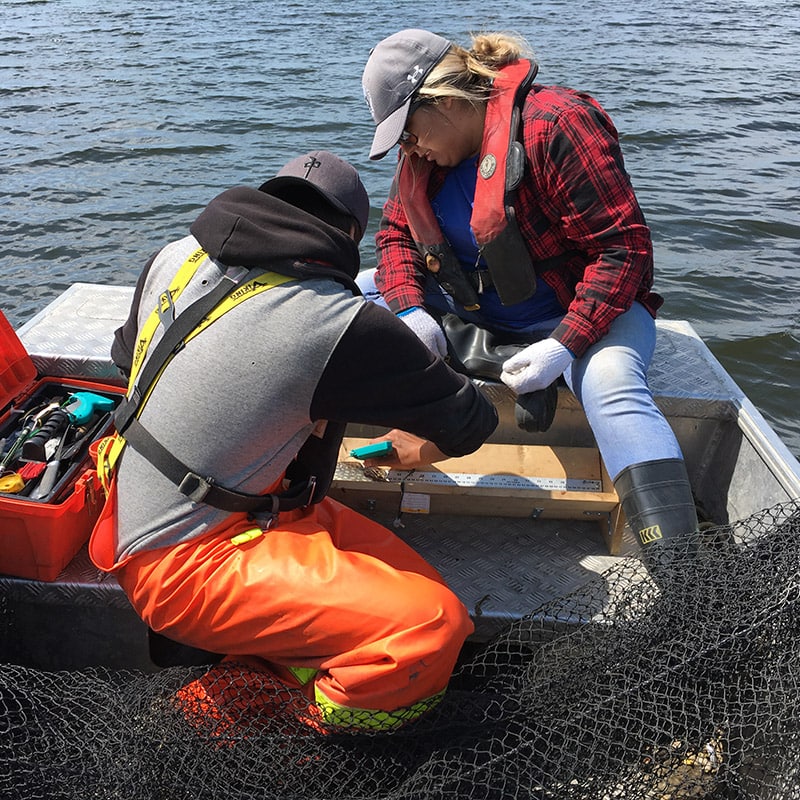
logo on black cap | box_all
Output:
[302,156,322,178]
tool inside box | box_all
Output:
[0,381,121,504]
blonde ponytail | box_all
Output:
[417,31,534,107]
[469,31,532,68]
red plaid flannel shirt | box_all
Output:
[374,84,663,357]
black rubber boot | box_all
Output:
[614,458,699,574]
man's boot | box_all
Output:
[614,458,699,576]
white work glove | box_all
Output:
[397,306,448,360]
[500,338,574,394]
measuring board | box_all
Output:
[331,440,625,554]
[334,463,601,493]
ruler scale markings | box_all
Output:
[388,470,602,493]
[334,464,601,493]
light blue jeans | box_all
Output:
[357,268,684,481]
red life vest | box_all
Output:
[397,59,539,311]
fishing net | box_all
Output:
[2,500,799,800]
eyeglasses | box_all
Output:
[398,97,428,148]
[398,130,418,147]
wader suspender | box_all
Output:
[111,249,318,515]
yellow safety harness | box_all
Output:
[97,247,296,510]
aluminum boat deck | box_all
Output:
[2,283,799,671]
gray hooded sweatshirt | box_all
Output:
[111,186,497,559]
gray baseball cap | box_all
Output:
[362,29,451,160]
[259,150,370,238]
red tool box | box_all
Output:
[0,310,125,581]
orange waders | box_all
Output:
[90,483,474,728]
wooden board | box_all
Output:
[330,438,625,554]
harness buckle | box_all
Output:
[249,494,280,529]
[468,268,493,293]
[157,290,176,328]
[179,472,213,503]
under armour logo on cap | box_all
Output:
[407,65,424,86]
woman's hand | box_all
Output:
[500,338,574,394]
[361,430,447,470]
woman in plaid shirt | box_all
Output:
[359,28,699,570]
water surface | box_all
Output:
[1,0,798,455]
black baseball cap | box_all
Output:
[260,150,370,239]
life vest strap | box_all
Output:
[115,264,257,436]
[122,414,316,514]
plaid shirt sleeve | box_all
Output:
[519,87,660,356]
[373,163,431,313]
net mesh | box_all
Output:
[2,501,799,800]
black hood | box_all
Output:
[189,186,361,280]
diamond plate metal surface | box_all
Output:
[648,319,738,401]
[17,283,133,381]
[0,545,129,608]
[361,509,638,641]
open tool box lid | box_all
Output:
[0,310,38,411]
